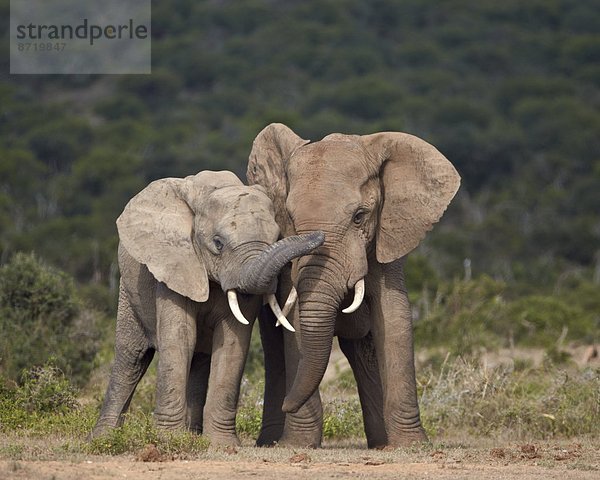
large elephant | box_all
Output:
[247,124,460,448]
[90,170,323,446]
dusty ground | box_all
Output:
[1,439,598,480]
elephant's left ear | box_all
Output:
[361,132,461,264]
[117,177,210,303]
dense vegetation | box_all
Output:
[1,0,599,290]
[0,0,598,450]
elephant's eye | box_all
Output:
[213,236,224,252]
[352,209,367,225]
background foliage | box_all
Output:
[1,0,598,291]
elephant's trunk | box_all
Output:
[236,231,324,295]
[282,262,344,413]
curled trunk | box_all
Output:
[237,231,324,294]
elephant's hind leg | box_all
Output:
[90,286,154,439]
[256,306,286,446]
[186,351,211,433]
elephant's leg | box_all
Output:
[338,334,387,448]
[279,325,323,448]
[186,351,211,433]
[370,260,428,446]
[203,298,257,446]
[256,305,286,446]
[154,284,197,429]
[90,286,154,439]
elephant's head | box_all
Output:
[117,170,324,327]
[247,124,460,412]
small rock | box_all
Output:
[224,446,238,455]
[490,447,506,459]
[519,444,540,459]
[136,444,162,462]
[289,453,311,463]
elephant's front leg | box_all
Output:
[202,297,257,446]
[154,284,198,429]
[370,259,428,446]
[186,351,211,433]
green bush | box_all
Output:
[236,373,264,438]
[497,295,596,347]
[419,357,600,438]
[17,363,78,414]
[0,253,101,385]
[0,363,87,433]
[322,398,363,439]
[87,413,208,456]
[414,276,506,353]
[414,275,598,355]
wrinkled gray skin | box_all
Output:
[90,170,323,446]
[247,124,460,448]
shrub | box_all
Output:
[322,398,363,439]
[16,363,78,414]
[419,356,600,438]
[414,276,506,353]
[497,295,595,347]
[414,275,598,355]
[0,253,101,385]
[87,414,209,456]
[236,374,263,438]
[0,363,86,433]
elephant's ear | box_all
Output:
[361,132,461,264]
[117,176,212,303]
[247,123,309,235]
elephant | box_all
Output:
[90,170,324,446]
[247,123,460,448]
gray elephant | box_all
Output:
[90,170,323,446]
[247,124,460,448]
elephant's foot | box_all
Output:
[205,431,241,447]
[203,416,241,447]
[87,417,121,441]
[278,421,322,449]
[386,427,430,448]
[278,432,321,449]
[256,424,283,447]
[278,391,323,448]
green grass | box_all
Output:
[1,355,598,460]
[417,356,600,439]
[236,353,599,444]
[87,415,209,456]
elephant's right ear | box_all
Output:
[117,178,209,303]
[247,123,309,235]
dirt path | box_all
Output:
[2,441,598,480]
[2,458,598,480]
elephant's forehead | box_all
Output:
[289,140,371,180]
[207,186,273,213]
[206,187,279,239]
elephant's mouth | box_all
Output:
[224,231,325,328]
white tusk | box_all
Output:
[342,278,365,314]
[227,290,250,325]
[267,293,296,332]
[281,287,298,317]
